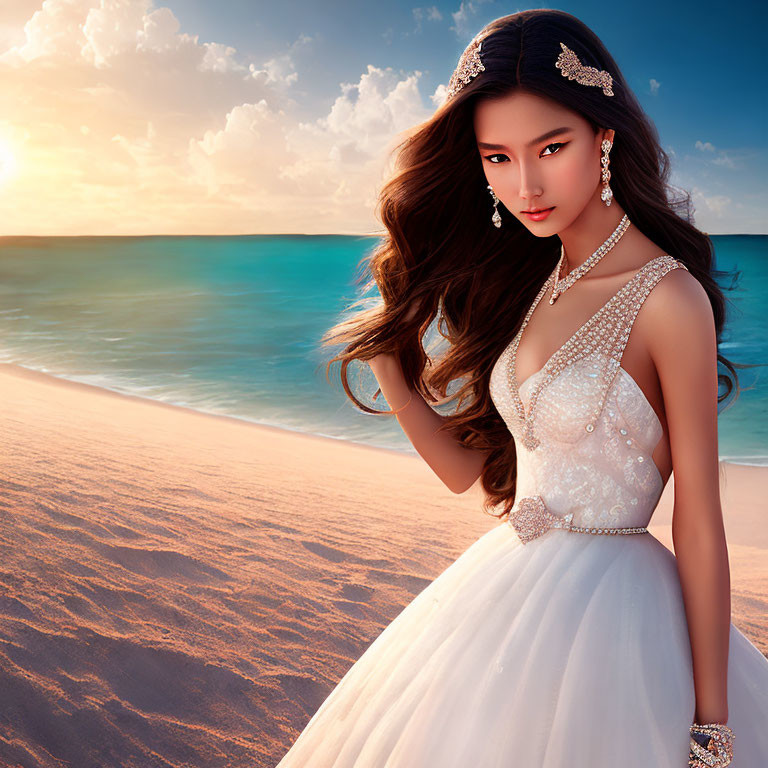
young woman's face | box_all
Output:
[473,89,612,236]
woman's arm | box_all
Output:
[646,269,730,725]
[368,352,490,494]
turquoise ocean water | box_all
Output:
[0,234,765,464]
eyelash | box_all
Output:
[484,142,566,163]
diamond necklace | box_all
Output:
[549,214,631,304]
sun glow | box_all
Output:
[0,140,18,185]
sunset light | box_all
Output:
[0,139,17,185]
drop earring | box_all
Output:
[600,139,613,206]
[487,184,502,228]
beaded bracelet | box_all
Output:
[689,722,734,767]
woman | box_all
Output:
[276,10,768,767]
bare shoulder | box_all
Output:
[640,260,716,364]
[643,260,712,324]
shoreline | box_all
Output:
[3,361,767,467]
[0,361,409,457]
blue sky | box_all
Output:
[164,0,766,132]
[163,0,767,233]
[1,0,765,234]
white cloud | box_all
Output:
[649,78,660,95]
[184,64,431,230]
[693,141,740,171]
[201,41,246,73]
[412,6,443,35]
[4,1,756,235]
[139,7,198,56]
[0,0,206,68]
[431,81,450,107]
[691,187,732,218]
[247,33,309,86]
[0,0,93,64]
[0,1,432,234]
[450,0,493,39]
[185,65,430,231]
[712,153,736,169]
[0,1,47,54]
[82,0,152,68]
[670,135,765,231]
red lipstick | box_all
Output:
[522,206,555,221]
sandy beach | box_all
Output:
[0,362,765,768]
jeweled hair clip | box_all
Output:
[446,34,486,99]
[554,42,614,96]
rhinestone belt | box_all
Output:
[508,495,649,545]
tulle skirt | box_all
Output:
[275,523,768,767]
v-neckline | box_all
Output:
[509,255,667,405]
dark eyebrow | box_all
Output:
[477,127,573,151]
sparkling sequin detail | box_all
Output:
[447,35,486,99]
[510,494,648,545]
[554,42,615,97]
[489,254,690,544]
[503,254,688,451]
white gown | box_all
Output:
[275,255,768,767]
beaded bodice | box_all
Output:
[489,254,689,531]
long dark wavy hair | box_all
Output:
[320,9,747,521]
